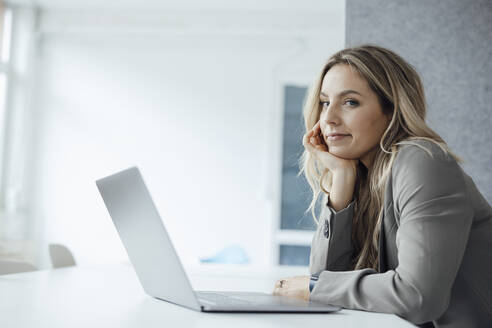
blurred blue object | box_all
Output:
[200,245,250,264]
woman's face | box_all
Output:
[319,64,391,169]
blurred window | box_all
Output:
[277,85,316,266]
[279,244,310,266]
[280,85,315,231]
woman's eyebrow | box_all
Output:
[320,89,362,98]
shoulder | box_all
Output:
[390,138,467,212]
[392,138,459,179]
[394,138,454,167]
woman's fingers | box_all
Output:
[273,279,286,295]
[311,122,319,144]
[304,122,329,155]
[303,134,318,154]
[303,131,314,148]
[305,139,324,157]
[314,121,325,145]
[304,129,324,150]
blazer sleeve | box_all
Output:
[309,195,356,274]
[309,143,474,325]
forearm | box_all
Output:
[329,169,356,212]
[310,268,429,323]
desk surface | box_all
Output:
[0,264,414,328]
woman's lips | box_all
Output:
[326,134,350,141]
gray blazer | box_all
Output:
[309,139,492,327]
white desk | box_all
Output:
[0,264,415,327]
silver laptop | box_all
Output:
[96,167,340,313]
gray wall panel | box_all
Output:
[346,0,492,203]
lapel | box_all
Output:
[378,212,387,272]
[378,171,396,273]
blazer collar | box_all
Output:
[378,171,394,273]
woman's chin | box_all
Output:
[329,148,357,160]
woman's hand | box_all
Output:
[303,121,358,175]
[272,276,310,301]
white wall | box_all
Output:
[18,1,345,268]
[0,6,39,263]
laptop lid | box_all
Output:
[96,167,201,311]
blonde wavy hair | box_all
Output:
[299,45,462,271]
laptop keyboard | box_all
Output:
[197,292,253,306]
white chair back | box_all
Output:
[49,244,76,268]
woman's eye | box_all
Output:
[319,100,357,108]
[345,99,359,107]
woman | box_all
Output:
[272,45,492,328]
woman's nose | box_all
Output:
[322,103,341,126]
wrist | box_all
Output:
[333,159,357,176]
[309,274,319,293]
[329,173,355,211]
[332,167,357,183]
